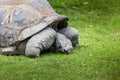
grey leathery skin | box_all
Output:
[16,39,28,54]
[0,46,16,55]
[55,33,73,53]
[58,27,79,47]
[25,27,56,57]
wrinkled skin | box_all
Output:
[16,27,79,57]
[55,33,73,53]
[0,27,79,57]
[58,27,79,47]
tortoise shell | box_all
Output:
[0,0,68,47]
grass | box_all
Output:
[0,0,120,80]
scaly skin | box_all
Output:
[25,27,56,57]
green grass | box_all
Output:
[0,0,120,80]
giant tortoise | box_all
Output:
[0,0,79,57]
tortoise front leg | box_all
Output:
[25,27,56,58]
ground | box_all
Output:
[0,0,120,80]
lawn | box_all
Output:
[0,0,120,80]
